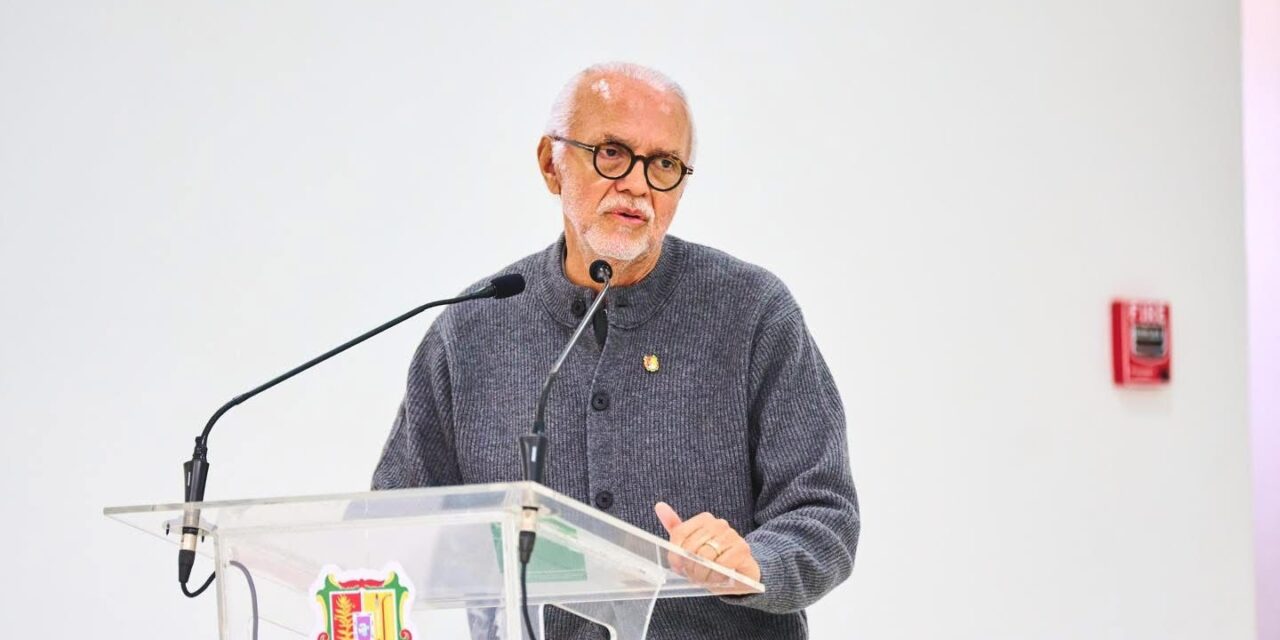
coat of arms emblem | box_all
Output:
[311,565,417,640]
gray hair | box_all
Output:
[545,62,697,165]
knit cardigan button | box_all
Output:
[594,490,614,510]
[590,391,610,411]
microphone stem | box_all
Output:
[532,280,611,435]
[197,290,485,448]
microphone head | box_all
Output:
[589,260,613,284]
[489,273,526,299]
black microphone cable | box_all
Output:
[229,561,259,640]
[178,560,258,638]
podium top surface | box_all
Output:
[104,481,763,610]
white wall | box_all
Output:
[1245,0,1280,637]
[0,1,1256,638]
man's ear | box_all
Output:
[537,136,561,195]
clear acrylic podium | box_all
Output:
[104,481,764,639]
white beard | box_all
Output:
[581,223,650,261]
[560,178,656,262]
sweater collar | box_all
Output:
[533,234,688,330]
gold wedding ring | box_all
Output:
[700,538,724,557]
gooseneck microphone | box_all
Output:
[178,273,526,597]
[517,260,612,640]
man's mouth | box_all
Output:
[607,208,648,225]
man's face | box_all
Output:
[551,75,692,263]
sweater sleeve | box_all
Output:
[722,307,860,614]
[371,322,464,490]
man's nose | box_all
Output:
[614,160,650,197]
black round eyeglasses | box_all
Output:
[550,135,694,192]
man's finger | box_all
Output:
[715,543,751,575]
[669,512,717,547]
[654,502,683,534]
[689,545,719,584]
[683,519,729,557]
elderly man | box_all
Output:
[372,62,858,639]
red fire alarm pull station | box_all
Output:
[1112,299,1171,385]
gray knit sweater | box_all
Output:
[372,235,859,639]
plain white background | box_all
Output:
[1245,0,1280,636]
[0,1,1259,638]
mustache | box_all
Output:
[596,194,654,220]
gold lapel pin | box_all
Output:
[643,354,660,373]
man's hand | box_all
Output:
[655,502,761,587]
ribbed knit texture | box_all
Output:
[372,235,859,639]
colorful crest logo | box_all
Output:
[310,564,417,640]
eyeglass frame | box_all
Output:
[549,135,694,192]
